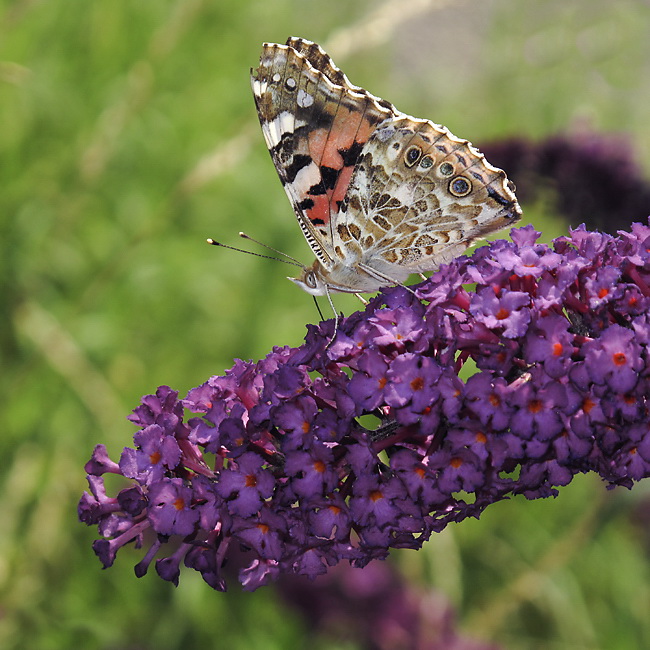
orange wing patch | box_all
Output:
[302,109,379,229]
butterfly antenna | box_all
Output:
[206,238,303,268]
[238,232,304,267]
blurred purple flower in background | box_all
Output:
[79,222,650,592]
[482,130,650,233]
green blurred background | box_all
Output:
[2,0,650,648]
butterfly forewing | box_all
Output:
[251,40,398,268]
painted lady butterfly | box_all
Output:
[251,37,522,297]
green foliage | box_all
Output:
[2,0,650,647]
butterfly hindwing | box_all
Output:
[333,116,521,276]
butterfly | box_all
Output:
[251,37,521,297]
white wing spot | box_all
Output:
[272,73,281,82]
[286,77,297,89]
[266,111,295,146]
[292,162,322,194]
[264,112,307,147]
[252,79,266,97]
[386,142,400,161]
[297,89,314,108]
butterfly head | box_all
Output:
[289,260,330,296]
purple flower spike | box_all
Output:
[80,221,650,591]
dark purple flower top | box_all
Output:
[79,223,650,591]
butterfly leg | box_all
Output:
[354,293,368,305]
[418,273,427,281]
[324,286,339,350]
[357,262,418,296]
[312,295,325,321]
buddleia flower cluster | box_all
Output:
[79,223,650,591]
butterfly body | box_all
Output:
[252,38,521,295]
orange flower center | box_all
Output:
[369,490,384,502]
[410,376,424,391]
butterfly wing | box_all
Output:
[251,38,398,268]
[333,116,522,281]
